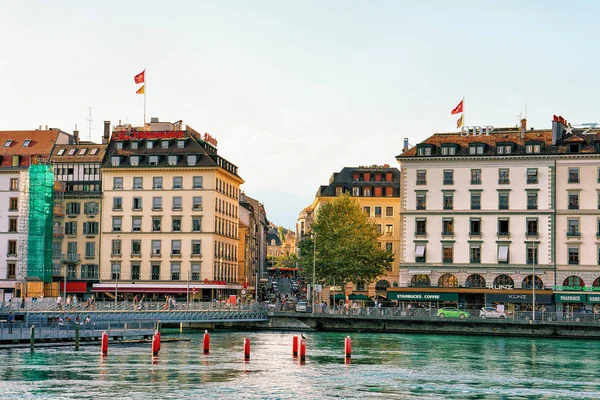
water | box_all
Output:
[1,331,600,399]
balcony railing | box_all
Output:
[442,257,453,263]
[567,231,580,238]
[568,204,579,210]
[527,177,538,184]
[470,231,481,236]
[497,231,510,237]
[441,231,454,236]
[470,258,481,263]
[61,253,80,263]
[470,180,481,185]
[415,231,427,236]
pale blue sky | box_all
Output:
[2,1,599,228]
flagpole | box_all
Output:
[143,69,147,127]
[462,97,465,126]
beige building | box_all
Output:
[94,118,244,300]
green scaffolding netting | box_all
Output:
[28,164,54,283]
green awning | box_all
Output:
[348,293,371,301]
[329,293,345,300]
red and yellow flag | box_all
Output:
[136,85,145,94]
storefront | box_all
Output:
[554,293,588,316]
[486,293,553,314]
[388,292,459,311]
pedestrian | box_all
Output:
[84,315,91,324]
[133,295,138,309]
[20,297,25,310]
[66,295,72,310]
[7,312,15,334]
[90,295,95,310]
[56,295,62,310]
[73,294,78,309]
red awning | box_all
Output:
[59,281,88,293]
[91,286,200,294]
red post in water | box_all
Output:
[292,336,299,358]
[101,332,108,355]
[344,336,352,360]
[299,339,306,362]
[203,332,210,355]
[243,338,251,360]
[152,332,160,356]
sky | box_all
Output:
[2,1,600,228]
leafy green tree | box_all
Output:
[298,194,393,294]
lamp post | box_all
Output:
[532,238,537,322]
[115,235,120,310]
[312,232,316,315]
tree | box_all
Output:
[298,194,393,294]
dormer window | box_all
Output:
[416,144,434,156]
[441,144,458,156]
[68,148,76,155]
[90,148,98,155]
[111,156,120,166]
[496,143,513,155]
[161,140,170,149]
[187,155,197,165]
[115,142,123,150]
[57,148,65,156]
[146,140,154,149]
[568,143,581,153]
[22,139,31,147]
[130,156,140,166]
[3,140,12,147]
[149,155,159,165]
[167,155,178,166]
[78,149,87,156]
[130,141,138,150]
[177,140,186,149]
[525,142,542,154]
[469,144,485,155]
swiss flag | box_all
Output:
[451,99,463,115]
[134,70,145,84]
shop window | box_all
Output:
[493,274,514,287]
[410,274,430,287]
[522,275,543,290]
[465,274,486,288]
[438,273,457,287]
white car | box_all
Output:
[295,301,311,313]
[480,307,507,319]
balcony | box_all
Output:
[53,226,64,237]
[416,180,426,185]
[53,204,65,217]
[470,257,481,263]
[61,253,80,264]
[6,252,17,259]
[471,205,481,210]
[498,179,510,185]
[470,179,481,185]
[469,231,481,236]
[443,179,454,185]
[568,204,579,210]
[567,231,580,238]
[527,231,539,237]
[441,231,454,237]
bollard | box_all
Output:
[292,336,299,358]
[243,338,251,360]
[156,320,162,333]
[344,336,352,360]
[299,339,306,362]
[101,331,108,355]
[203,332,210,355]
[30,325,35,351]
[75,324,80,350]
[152,332,160,356]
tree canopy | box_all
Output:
[298,194,393,292]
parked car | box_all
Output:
[480,307,507,319]
[295,301,312,313]
[437,307,470,319]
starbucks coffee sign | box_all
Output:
[461,126,495,137]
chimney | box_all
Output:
[151,117,159,123]
[103,121,110,144]
[403,138,409,153]
[551,115,567,145]
[45,125,48,130]
[73,129,80,144]
[520,118,527,138]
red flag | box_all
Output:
[134,70,145,84]
[451,99,463,115]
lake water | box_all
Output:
[0,330,599,399]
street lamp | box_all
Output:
[312,232,316,315]
[115,235,120,310]
[532,238,538,322]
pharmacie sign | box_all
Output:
[388,292,458,301]
[555,294,586,303]
[552,286,600,292]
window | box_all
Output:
[171,240,181,256]
[526,245,538,265]
[416,193,426,210]
[9,197,18,210]
[443,170,454,185]
[7,240,17,256]
[568,219,580,237]
[385,224,393,235]
[168,155,178,166]
[469,144,484,155]
[7,263,16,279]
[3,139,12,147]
[152,240,162,256]
[470,218,481,236]
[466,274,486,288]
[113,177,123,190]
[497,144,512,154]
[376,224,383,235]
[112,217,122,232]
[82,222,98,235]
[133,197,142,210]
[363,206,371,216]
[177,140,186,149]
[8,218,17,233]
[153,177,163,189]
[173,177,183,189]
[57,148,65,156]
[442,218,454,236]
[443,193,453,210]
[385,206,393,217]
[470,246,481,263]
[151,264,160,280]
[85,242,95,258]
[193,197,203,210]
[84,202,99,215]
[113,197,122,211]
[568,193,579,210]
[471,169,481,184]
[131,263,140,280]
[498,245,509,263]
[65,222,77,235]
[111,239,121,256]
[471,192,481,210]
[527,168,538,184]
[130,156,139,166]
[161,140,170,149]
[131,240,141,256]
[146,140,154,149]
[415,219,426,235]
[568,168,579,183]
[111,262,121,280]
[149,155,159,165]
[153,196,162,210]
[569,247,579,265]
[192,240,202,255]
[192,263,201,280]
[568,143,581,153]
[416,145,433,156]
[187,155,197,165]
[172,217,181,232]
[416,170,426,185]
[443,245,453,263]
[374,206,382,218]
[352,187,360,196]
[115,142,123,150]
[173,196,182,211]
[385,242,393,253]
[133,177,143,190]
[130,141,138,150]
[9,178,18,191]
[498,169,509,184]
[171,263,181,280]
[525,143,542,154]
[415,244,426,262]
[193,176,203,189]
[192,217,202,232]
[527,218,538,236]
[527,192,538,210]
[498,219,509,236]
[441,145,456,155]
[363,187,372,197]
[111,156,120,166]
[22,139,31,147]
[132,217,142,232]
[152,217,162,232]
[498,192,509,210]
[66,202,80,215]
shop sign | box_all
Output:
[555,294,585,303]
[487,293,552,304]
[203,133,218,147]
[112,131,185,141]
[487,284,513,290]
[460,126,495,137]
[587,295,600,303]
[388,292,458,301]
[552,286,600,292]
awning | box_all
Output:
[330,293,346,300]
[415,245,425,257]
[388,292,458,301]
[92,283,242,294]
[59,281,88,293]
[348,293,371,301]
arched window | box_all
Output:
[593,277,600,288]
[438,274,458,287]
[411,274,431,287]
[465,274,486,288]
[563,276,584,288]
[375,280,390,291]
[522,275,544,289]
[356,281,366,291]
[493,274,514,287]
